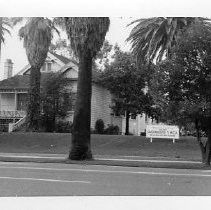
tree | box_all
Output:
[127,17,207,65]
[41,72,73,132]
[0,18,12,62]
[65,17,110,160]
[149,22,211,165]
[95,39,113,69]
[19,17,59,131]
[100,47,153,135]
[50,38,68,53]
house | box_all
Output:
[0,52,154,134]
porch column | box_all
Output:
[14,91,17,111]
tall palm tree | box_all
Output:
[0,17,12,62]
[127,17,206,65]
[65,17,110,160]
[19,17,58,131]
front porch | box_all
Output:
[0,89,27,131]
[0,90,28,118]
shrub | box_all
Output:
[104,124,120,135]
[0,125,8,132]
[95,119,105,134]
[55,121,73,133]
[140,132,146,136]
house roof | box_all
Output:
[60,62,101,82]
[16,52,77,76]
[0,69,102,90]
[0,51,103,90]
[50,52,72,65]
[0,73,53,90]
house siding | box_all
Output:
[91,84,112,129]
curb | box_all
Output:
[0,155,209,170]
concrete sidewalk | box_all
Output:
[0,152,209,170]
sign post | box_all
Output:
[146,125,179,143]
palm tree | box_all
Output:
[0,17,12,62]
[65,17,110,160]
[19,17,59,131]
[127,17,206,65]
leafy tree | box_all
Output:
[41,72,73,132]
[127,17,207,65]
[18,17,59,131]
[149,22,211,165]
[50,38,68,53]
[65,17,110,160]
[95,39,113,69]
[100,47,153,135]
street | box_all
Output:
[0,161,211,196]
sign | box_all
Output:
[146,125,179,143]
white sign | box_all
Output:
[146,125,179,141]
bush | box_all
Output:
[0,125,8,132]
[55,121,73,133]
[140,132,146,136]
[104,124,120,135]
[95,119,105,134]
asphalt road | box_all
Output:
[0,161,211,196]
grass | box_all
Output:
[0,133,202,161]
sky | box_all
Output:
[1,0,211,80]
[0,17,135,80]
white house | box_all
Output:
[0,52,154,134]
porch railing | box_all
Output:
[8,116,26,132]
[0,110,26,118]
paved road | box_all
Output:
[0,161,211,196]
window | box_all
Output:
[41,63,46,71]
[41,62,52,72]
[47,63,51,71]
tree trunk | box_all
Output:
[204,117,211,166]
[195,119,206,163]
[125,110,130,135]
[26,67,41,131]
[0,18,2,65]
[69,50,93,160]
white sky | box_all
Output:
[0,17,134,79]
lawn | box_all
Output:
[0,133,202,161]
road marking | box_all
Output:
[0,176,90,184]
[0,165,210,178]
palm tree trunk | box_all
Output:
[26,67,41,131]
[69,50,93,160]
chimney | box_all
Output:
[4,59,13,79]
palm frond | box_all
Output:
[65,17,110,57]
[127,17,206,65]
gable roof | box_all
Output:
[16,52,75,76]
[50,52,71,65]
[59,62,101,82]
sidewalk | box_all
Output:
[0,152,208,170]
